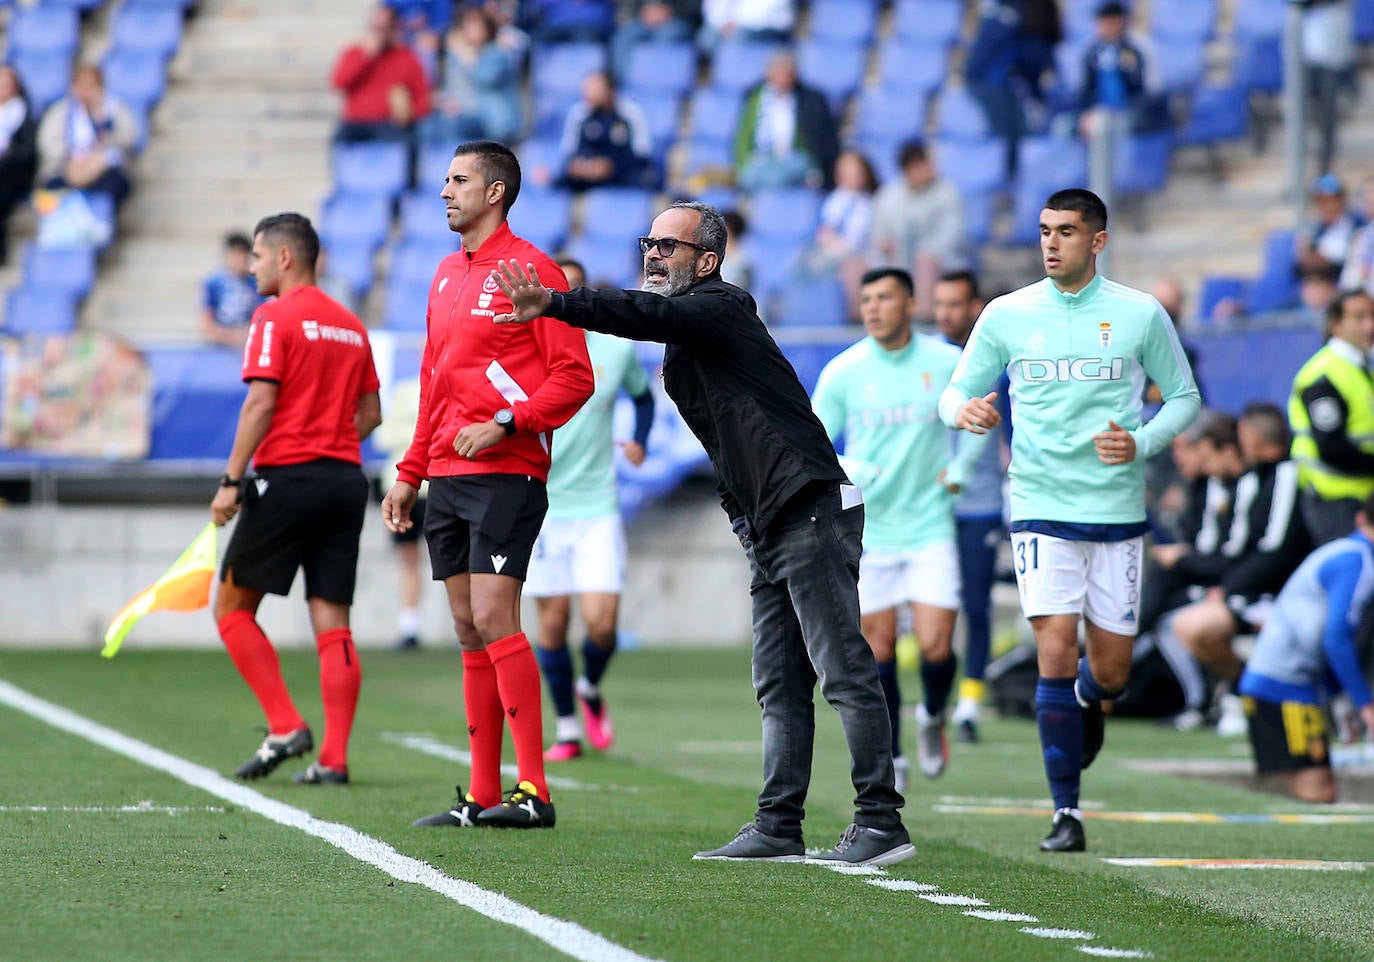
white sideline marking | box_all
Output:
[1078,948,1153,959]
[0,804,226,814]
[812,862,884,875]
[380,732,607,792]
[0,680,663,962]
[1022,927,1096,940]
[868,880,940,892]
[964,910,1040,923]
[920,894,989,907]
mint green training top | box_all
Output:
[813,332,991,551]
[937,274,1200,526]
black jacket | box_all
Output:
[550,278,848,534]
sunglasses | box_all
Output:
[638,236,708,257]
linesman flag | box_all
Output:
[102,523,218,658]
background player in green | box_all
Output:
[812,268,991,790]
[528,257,655,760]
[940,188,1200,852]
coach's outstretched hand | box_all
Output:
[492,260,552,324]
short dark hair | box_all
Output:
[897,140,928,169]
[860,267,915,297]
[1191,409,1238,450]
[555,256,585,279]
[1327,288,1372,327]
[1361,490,1374,521]
[721,209,748,238]
[667,200,727,264]
[1240,401,1291,449]
[224,232,252,252]
[252,212,319,270]
[937,269,981,301]
[454,140,522,215]
[1045,187,1108,233]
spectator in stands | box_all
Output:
[556,71,655,191]
[1295,173,1358,276]
[524,0,616,44]
[419,7,522,146]
[1338,178,1374,295]
[868,141,967,320]
[612,1,702,80]
[698,0,794,49]
[1077,1,1168,138]
[720,208,754,292]
[200,233,264,349]
[330,5,431,144]
[1301,0,1355,176]
[0,65,38,266]
[36,64,138,209]
[796,150,877,318]
[965,0,1063,179]
[733,51,839,192]
[1298,263,1341,327]
[1289,289,1374,545]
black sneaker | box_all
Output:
[813,823,917,867]
[692,823,805,861]
[413,786,486,827]
[1039,809,1086,852]
[292,762,348,785]
[234,727,313,780]
[392,634,420,652]
[1081,698,1105,770]
[476,780,556,828]
[957,718,980,743]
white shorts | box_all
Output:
[523,514,626,597]
[1010,531,1143,636]
[857,542,961,615]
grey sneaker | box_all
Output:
[915,703,948,778]
[692,823,805,862]
[893,754,910,795]
[814,823,917,867]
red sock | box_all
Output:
[217,610,305,736]
[487,632,549,801]
[315,628,361,771]
[462,649,504,807]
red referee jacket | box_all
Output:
[396,222,594,486]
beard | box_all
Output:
[641,255,698,297]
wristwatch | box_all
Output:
[494,408,516,435]
[218,473,242,489]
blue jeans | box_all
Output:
[956,514,1003,683]
[739,486,904,840]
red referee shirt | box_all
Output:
[241,286,381,468]
[396,222,594,486]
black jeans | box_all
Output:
[738,484,904,840]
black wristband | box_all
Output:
[218,473,241,489]
[546,290,567,317]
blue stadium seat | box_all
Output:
[807,0,878,44]
[934,137,1004,195]
[677,138,735,185]
[382,279,430,332]
[1151,36,1206,93]
[317,193,392,252]
[797,39,867,113]
[506,186,572,252]
[563,234,641,289]
[4,286,79,336]
[397,189,454,243]
[1149,0,1216,42]
[530,43,607,98]
[1045,38,1090,114]
[321,240,378,302]
[1113,132,1173,195]
[110,4,183,59]
[43,0,109,9]
[9,7,80,56]
[1243,229,1299,314]
[1060,0,1098,43]
[581,187,655,242]
[686,86,743,144]
[1233,0,1286,38]
[1195,275,1245,324]
[960,188,996,247]
[935,87,993,140]
[331,141,409,198]
[693,187,738,213]
[530,90,581,140]
[417,141,456,186]
[1177,84,1248,147]
[1358,0,1374,43]
[769,275,847,327]
[389,237,454,287]
[749,188,821,241]
[890,0,963,45]
[708,40,784,95]
[102,48,168,113]
[853,86,928,151]
[623,91,682,161]
[10,49,73,116]
[1236,35,1283,94]
[875,39,949,96]
[621,42,696,96]
[743,235,799,301]
[1006,136,1088,245]
[21,243,98,300]
[514,137,565,185]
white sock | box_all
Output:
[576,676,600,700]
[397,607,420,637]
[555,716,583,743]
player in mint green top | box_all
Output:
[940,189,1200,854]
[813,268,992,787]
[528,258,655,762]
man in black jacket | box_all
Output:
[491,201,914,867]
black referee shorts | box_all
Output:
[424,474,547,581]
[221,458,370,605]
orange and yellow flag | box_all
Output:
[101,523,217,658]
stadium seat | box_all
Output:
[417,141,456,186]
[564,234,641,289]
[807,0,878,45]
[796,39,867,113]
[693,186,738,213]
[743,235,801,301]
[875,39,949,97]
[686,86,743,144]
[1177,84,1248,147]
[1358,0,1374,43]
[397,189,454,243]
[677,138,735,186]
[21,243,98,301]
[514,137,565,186]
[1195,275,1246,324]
[1113,132,1173,195]
[1243,229,1299,315]
[4,286,79,336]
[749,188,821,241]
[708,40,783,94]
[769,275,847,328]
[10,49,73,116]
[1148,0,1216,42]
[530,90,581,141]
[331,141,409,199]
[934,137,1004,195]
[1235,35,1283,94]
[1060,0,1098,43]
[1151,36,1207,94]
[623,91,682,162]
[381,279,430,332]
[935,87,994,140]
[42,0,108,9]
[8,7,80,56]
[320,240,378,303]
[102,48,169,113]
[109,4,184,59]
[317,193,392,252]
[1006,137,1088,245]
[1233,0,1286,39]
[890,0,963,45]
[506,187,572,252]
[960,188,996,247]
[530,42,607,98]
[388,237,454,287]
[581,187,655,242]
[621,42,696,97]
[853,87,928,152]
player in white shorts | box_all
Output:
[527,258,655,761]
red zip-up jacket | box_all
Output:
[396,222,593,486]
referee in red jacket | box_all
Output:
[384,141,594,829]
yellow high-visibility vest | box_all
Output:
[1289,344,1374,501]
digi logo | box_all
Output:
[1018,357,1125,382]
